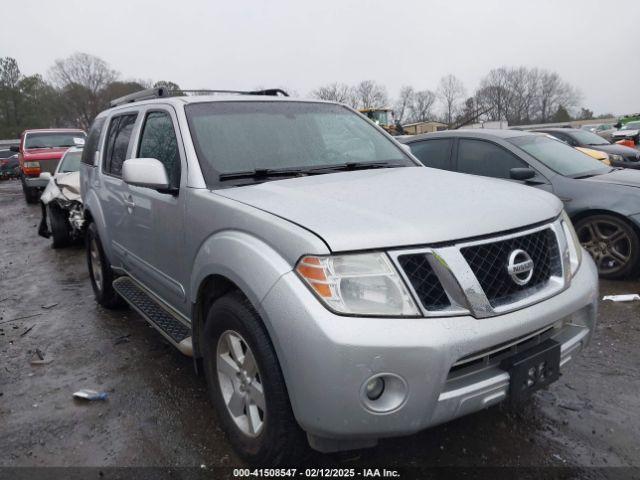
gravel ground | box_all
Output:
[1,179,639,476]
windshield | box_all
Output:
[509,135,611,177]
[581,125,596,131]
[58,150,82,173]
[566,130,609,145]
[186,101,412,185]
[622,121,640,130]
[25,132,85,149]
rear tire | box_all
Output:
[575,214,640,279]
[48,204,72,249]
[86,222,125,309]
[201,291,307,466]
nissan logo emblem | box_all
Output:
[507,249,534,286]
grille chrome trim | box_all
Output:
[389,218,570,319]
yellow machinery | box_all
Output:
[359,108,398,135]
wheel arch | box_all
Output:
[190,230,293,361]
[570,208,640,235]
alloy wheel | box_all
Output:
[577,218,632,275]
[89,238,103,292]
[216,330,266,437]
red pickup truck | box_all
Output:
[13,128,86,203]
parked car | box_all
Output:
[38,146,85,248]
[401,129,640,279]
[611,121,640,145]
[533,127,640,168]
[581,123,617,142]
[81,88,596,465]
[13,128,86,203]
[575,147,610,165]
[539,132,611,165]
[0,153,20,179]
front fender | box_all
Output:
[190,230,294,310]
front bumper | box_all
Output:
[260,252,598,442]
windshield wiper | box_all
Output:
[219,167,305,181]
[306,161,407,174]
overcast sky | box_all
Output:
[2,0,638,115]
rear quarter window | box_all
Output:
[81,117,107,166]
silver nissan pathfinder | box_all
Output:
[80,88,598,465]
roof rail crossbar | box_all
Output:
[109,88,289,107]
[109,87,169,107]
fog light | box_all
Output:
[365,377,385,400]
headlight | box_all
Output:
[24,161,40,168]
[296,252,420,316]
[561,211,582,277]
[610,154,623,162]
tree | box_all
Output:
[578,107,594,120]
[408,90,436,123]
[552,105,572,123]
[353,80,388,110]
[153,80,181,93]
[394,86,414,124]
[437,74,465,125]
[311,83,355,106]
[49,52,119,129]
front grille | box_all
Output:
[461,228,561,308]
[397,254,450,310]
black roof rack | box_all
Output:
[109,87,289,107]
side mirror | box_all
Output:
[39,172,52,180]
[614,122,622,129]
[510,167,536,181]
[10,145,19,152]
[122,158,169,191]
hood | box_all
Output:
[215,167,563,252]
[22,147,68,161]
[589,143,640,159]
[41,171,81,204]
[584,168,640,188]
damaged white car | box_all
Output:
[38,146,85,248]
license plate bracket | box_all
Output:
[500,338,561,403]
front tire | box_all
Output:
[21,176,39,204]
[86,222,125,309]
[48,204,72,249]
[575,214,640,279]
[201,292,307,466]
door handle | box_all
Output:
[124,195,135,209]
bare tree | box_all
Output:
[408,90,436,123]
[49,52,118,94]
[311,83,355,105]
[437,74,466,125]
[354,80,388,110]
[394,86,414,124]
[49,52,119,129]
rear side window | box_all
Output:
[457,139,526,179]
[408,139,453,170]
[103,114,137,177]
[138,111,181,188]
[81,117,106,166]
